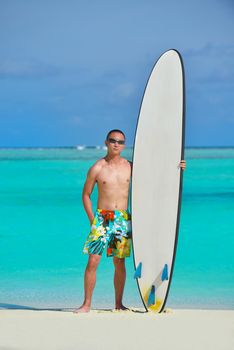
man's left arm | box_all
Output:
[128,160,133,176]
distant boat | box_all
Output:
[76,145,86,150]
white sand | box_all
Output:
[0,308,234,350]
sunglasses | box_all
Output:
[108,138,125,145]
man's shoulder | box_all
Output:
[119,157,132,167]
[92,158,106,169]
[119,158,132,174]
[126,159,132,168]
[88,159,105,177]
[95,158,106,166]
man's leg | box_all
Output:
[74,253,101,313]
[113,256,129,310]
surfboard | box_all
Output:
[131,49,185,313]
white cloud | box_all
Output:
[109,82,136,103]
[183,43,234,85]
[0,59,60,79]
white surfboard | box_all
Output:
[131,49,185,313]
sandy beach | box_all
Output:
[0,308,233,350]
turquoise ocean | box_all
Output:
[0,147,233,310]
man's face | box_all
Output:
[105,132,126,154]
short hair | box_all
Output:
[106,129,126,141]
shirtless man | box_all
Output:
[74,129,186,313]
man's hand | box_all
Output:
[179,160,186,171]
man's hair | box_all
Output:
[106,129,126,141]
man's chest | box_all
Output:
[97,166,131,187]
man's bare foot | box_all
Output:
[73,305,90,313]
[115,304,129,311]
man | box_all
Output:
[74,129,186,313]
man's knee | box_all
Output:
[87,254,101,271]
[113,257,125,269]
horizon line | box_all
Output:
[0,146,234,149]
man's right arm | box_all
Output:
[82,162,101,224]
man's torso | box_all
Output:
[95,157,131,210]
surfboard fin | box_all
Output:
[161,264,169,281]
[134,262,142,279]
[147,285,155,306]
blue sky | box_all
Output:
[0,0,233,147]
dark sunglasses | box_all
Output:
[108,138,125,145]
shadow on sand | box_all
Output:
[0,303,147,314]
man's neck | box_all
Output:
[105,153,122,164]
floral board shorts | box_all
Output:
[83,209,132,258]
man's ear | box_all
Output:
[105,140,107,146]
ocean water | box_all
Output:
[0,147,233,310]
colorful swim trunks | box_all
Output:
[83,209,132,258]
